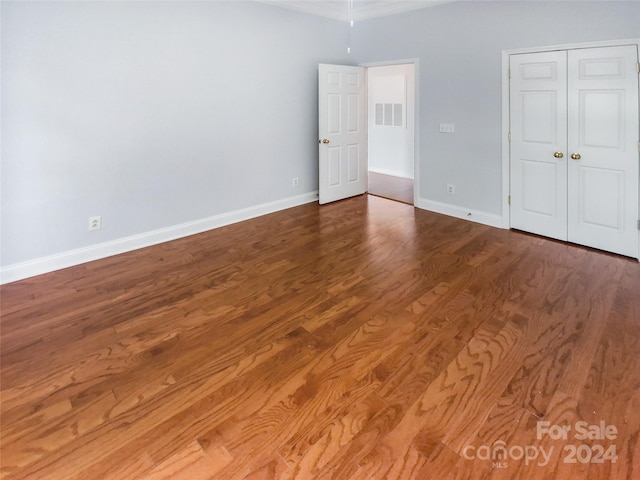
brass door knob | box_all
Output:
[570,153,581,160]
[554,152,564,158]
[321,139,330,144]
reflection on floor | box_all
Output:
[368,171,414,205]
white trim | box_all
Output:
[416,197,503,229]
[505,38,640,55]
[501,49,511,229]
[351,0,453,22]
[257,0,454,22]
[368,167,413,180]
[361,58,419,68]
[501,38,640,233]
[0,192,319,284]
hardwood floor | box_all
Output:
[1,195,639,479]
[368,172,413,205]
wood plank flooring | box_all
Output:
[1,195,639,479]
[368,172,413,205]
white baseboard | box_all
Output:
[0,191,319,285]
[368,167,414,180]
[416,197,504,229]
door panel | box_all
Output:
[318,64,367,204]
[522,91,559,144]
[347,144,360,182]
[581,91,624,148]
[510,51,568,240]
[327,94,341,134]
[521,160,559,216]
[347,94,360,132]
[328,147,341,186]
[567,46,639,257]
[579,167,623,229]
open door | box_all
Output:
[318,64,367,204]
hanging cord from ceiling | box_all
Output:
[347,0,354,53]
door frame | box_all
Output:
[361,58,420,206]
[501,38,640,257]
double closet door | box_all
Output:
[510,45,639,258]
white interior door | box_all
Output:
[567,45,639,257]
[510,51,568,241]
[318,64,367,205]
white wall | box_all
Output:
[1,1,349,274]
[3,0,639,281]
[352,0,640,221]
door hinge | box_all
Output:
[507,68,511,79]
[637,219,640,230]
[637,62,640,74]
[508,132,511,142]
[508,195,511,206]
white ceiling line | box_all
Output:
[256,0,456,22]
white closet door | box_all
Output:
[510,51,568,241]
[567,46,639,257]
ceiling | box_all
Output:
[257,0,455,22]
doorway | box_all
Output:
[317,61,417,206]
[366,63,415,205]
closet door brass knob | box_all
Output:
[321,139,330,144]
[571,153,581,160]
[554,152,564,158]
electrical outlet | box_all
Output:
[446,184,456,195]
[89,215,102,231]
[292,177,299,187]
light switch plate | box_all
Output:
[439,123,455,134]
